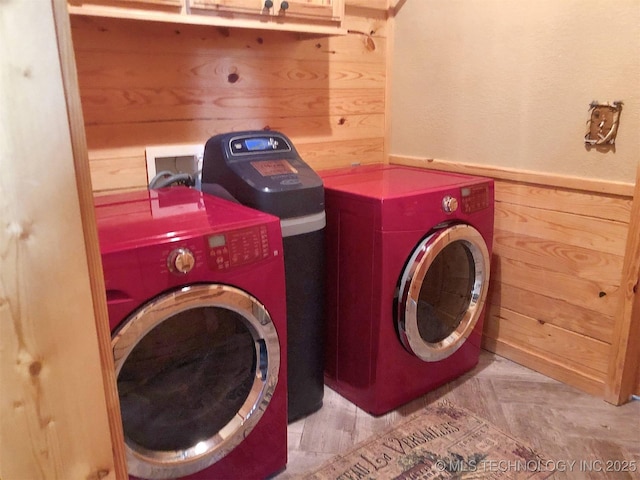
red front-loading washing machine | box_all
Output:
[95,187,287,480]
[320,165,494,415]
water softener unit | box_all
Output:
[201,130,325,423]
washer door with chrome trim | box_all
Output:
[112,284,280,480]
[396,224,490,362]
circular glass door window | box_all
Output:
[112,284,280,480]
[396,224,490,362]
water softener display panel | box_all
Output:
[201,131,324,218]
[226,134,312,190]
[229,135,291,155]
[231,134,298,182]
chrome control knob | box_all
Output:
[442,195,459,214]
[168,248,195,275]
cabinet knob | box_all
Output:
[264,0,273,8]
[280,1,289,10]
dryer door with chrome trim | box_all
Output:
[112,284,280,480]
[395,224,490,362]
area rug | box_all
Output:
[303,399,555,479]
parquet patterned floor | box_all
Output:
[274,350,640,479]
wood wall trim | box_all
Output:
[1,0,119,477]
[635,277,640,396]
[345,0,388,10]
[382,0,394,161]
[605,162,640,404]
[389,155,635,198]
[53,0,128,474]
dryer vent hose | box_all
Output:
[149,170,196,189]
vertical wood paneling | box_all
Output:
[636,286,640,396]
[70,10,388,193]
[1,0,122,477]
[605,163,640,404]
[54,0,128,476]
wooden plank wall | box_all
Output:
[485,181,631,397]
[391,156,635,400]
[69,3,389,193]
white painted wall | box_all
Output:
[389,0,640,183]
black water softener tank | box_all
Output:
[201,130,325,423]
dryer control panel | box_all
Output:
[461,184,490,213]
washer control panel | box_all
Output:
[461,184,490,213]
[160,225,272,276]
[207,225,270,271]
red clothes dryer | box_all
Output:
[321,165,494,415]
[96,187,287,480]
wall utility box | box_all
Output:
[145,144,205,186]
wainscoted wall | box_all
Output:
[70,4,388,193]
[391,155,638,402]
[387,0,639,403]
[486,180,629,397]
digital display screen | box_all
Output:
[230,135,291,156]
[251,160,298,177]
[208,234,226,248]
[245,138,272,151]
